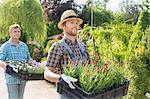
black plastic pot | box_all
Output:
[6,64,44,80]
[22,74,44,80]
[57,80,129,99]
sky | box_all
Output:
[107,0,142,12]
[74,0,142,12]
[107,0,122,12]
[0,0,2,3]
[0,0,142,12]
[73,0,122,12]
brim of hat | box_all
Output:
[58,18,83,29]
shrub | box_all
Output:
[28,42,44,62]
[64,61,126,94]
[125,26,150,99]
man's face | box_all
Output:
[10,28,21,40]
[63,19,79,36]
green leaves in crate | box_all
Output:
[63,61,126,94]
[6,60,45,74]
[27,65,44,74]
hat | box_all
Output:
[58,9,83,29]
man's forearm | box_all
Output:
[44,66,60,83]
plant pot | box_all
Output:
[22,74,44,80]
[57,80,129,99]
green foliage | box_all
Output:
[118,0,140,24]
[6,60,45,74]
[93,9,113,26]
[127,25,143,57]
[80,1,113,26]
[122,8,150,98]
[112,12,129,24]
[136,10,150,30]
[46,22,62,37]
[79,23,133,65]
[44,39,59,55]
[0,0,46,42]
[80,7,91,25]
[27,64,45,74]
[64,62,126,94]
[126,55,150,99]
[142,0,150,12]
[127,10,150,60]
[42,22,62,50]
[28,42,44,62]
[0,37,9,46]
[125,26,150,99]
[103,23,133,45]
[142,26,150,51]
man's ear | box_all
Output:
[62,23,66,30]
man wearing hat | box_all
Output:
[44,9,90,99]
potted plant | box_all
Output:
[58,61,129,99]
[6,60,45,80]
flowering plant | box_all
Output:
[63,61,126,93]
[6,60,45,74]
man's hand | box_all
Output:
[5,64,19,73]
[59,74,77,89]
[0,61,7,69]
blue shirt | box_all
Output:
[0,39,32,84]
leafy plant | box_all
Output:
[0,0,46,43]
[6,60,45,74]
[28,42,44,62]
[125,26,150,99]
[79,24,133,66]
[46,22,62,37]
[64,61,126,94]
[44,39,59,55]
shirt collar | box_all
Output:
[8,39,23,47]
[64,38,78,45]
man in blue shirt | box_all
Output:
[0,24,32,99]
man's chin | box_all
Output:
[67,32,77,36]
[70,33,77,36]
[13,37,20,40]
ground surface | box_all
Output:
[0,68,58,99]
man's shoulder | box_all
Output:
[19,41,26,45]
[0,40,10,48]
[52,41,64,48]
[48,41,64,52]
[19,41,28,47]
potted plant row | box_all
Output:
[6,60,45,80]
[58,60,129,99]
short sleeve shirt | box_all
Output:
[46,38,90,74]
